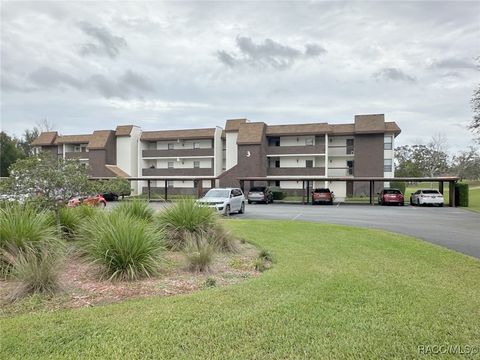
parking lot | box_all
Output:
[139,201,480,259]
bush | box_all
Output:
[79,212,164,280]
[258,249,274,262]
[157,199,218,249]
[74,204,100,219]
[203,277,217,288]
[455,183,469,207]
[390,181,406,194]
[112,200,154,222]
[255,249,274,272]
[269,187,287,200]
[0,204,61,272]
[209,223,238,253]
[3,246,63,301]
[183,234,215,272]
[58,207,83,240]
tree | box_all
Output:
[451,146,480,180]
[18,118,56,157]
[0,132,24,177]
[8,152,94,223]
[472,83,480,142]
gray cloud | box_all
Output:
[28,67,83,89]
[78,22,127,58]
[217,36,326,69]
[88,70,154,98]
[431,57,477,70]
[373,67,416,83]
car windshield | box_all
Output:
[422,190,440,194]
[314,189,330,193]
[384,189,401,194]
[250,187,266,192]
[204,189,230,198]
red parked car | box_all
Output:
[377,188,404,206]
[67,194,107,208]
[311,188,334,205]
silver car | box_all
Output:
[197,188,246,215]
[410,189,444,207]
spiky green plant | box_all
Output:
[157,199,220,249]
[79,212,164,281]
[0,204,61,272]
[183,234,215,273]
[58,207,83,240]
[112,200,154,222]
[3,245,63,300]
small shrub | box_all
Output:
[79,212,164,280]
[183,234,215,272]
[255,249,274,272]
[254,258,267,272]
[0,204,61,271]
[157,199,218,249]
[3,246,63,301]
[258,249,274,262]
[209,223,238,253]
[59,207,83,240]
[455,183,469,207]
[74,204,100,219]
[112,200,154,222]
[269,187,287,200]
[203,277,217,288]
[390,181,406,194]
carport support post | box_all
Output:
[147,179,151,202]
[306,180,310,204]
[369,180,375,205]
[302,181,306,204]
[448,181,456,207]
[196,180,203,199]
[240,180,245,194]
[164,181,168,202]
[438,181,444,194]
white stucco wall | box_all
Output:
[156,139,212,150]
[213,127,223,176]
[225,132,238,170]
[280,135,315,146]
[155,158,212,168]
[326,181,347,199]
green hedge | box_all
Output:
[269,187,287,200]
[389,181,406,194]
[455,183,469,207]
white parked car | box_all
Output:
[410,189,444,207]
[197,188,246,215]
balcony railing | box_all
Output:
[267,167,326,176]
[267,144,325,155]
[142,168,214,176]
[65,152,89,160]
[142,148,214,158]
[327,146,354,156]
[328,168,354,176]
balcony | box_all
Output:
[328,146,354,156]
[65,152,89,160]
[267,144,325,156]
[328,168,354,176]
[267,167,326,176]
[142,148,214,158]
[142,168,214,177]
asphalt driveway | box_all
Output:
[122,201,480,259]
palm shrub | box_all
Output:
[3,245,63,300]
[112,200,154,222]
[0,204,62,272]
[183,233,215,272]
[157,199,220,249]
[74,204,100,219]
[58,207,83,240]
[79,212,164,280]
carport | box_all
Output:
[90,177,216,201]
[238,176,461,207]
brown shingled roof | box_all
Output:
[266,123,331,136]
[330,124,355,134]
[87,130,114,150]
[141,128,216,141]
[55,134,91,145]
[225,119,248,132]
[31,131,58,146]
[105,165,130,177]
[385,122,401,136]
[354,114,385,133]
[237,122,266,144]
[115,125,134,136]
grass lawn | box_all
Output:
[468,188,480,212]
[2,220,480,359]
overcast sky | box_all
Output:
[1,1,479,152]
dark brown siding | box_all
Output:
[65,152,89,160]
[353,134,384,195]
[142,148,214,158]
[142,168,214,176]
[267,167,325,176]
[266,144,325,155]
[86,131,116,177]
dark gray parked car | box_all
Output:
[247,186,274,204]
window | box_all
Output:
[347,160,354,175]
[305,138,314,146]
[168,143,174,150]
[193,161,200,168]
[306,160,313,168]
[384,136,393,150]
[384,159,392,172]
[275,180,280,187]
[167,161,174,169]
[193,142,200,149]
[74,146,81,152]
[346,139,354,154]
[275,160,280,168]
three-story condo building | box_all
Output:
[32,114,400,200]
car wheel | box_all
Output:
[224,204,231,216]
[247,200,252,204]
[400,202,404,206]
[239,202,245,214]
[410,198,413,206]
[439,203,444,207]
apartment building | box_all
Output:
[32,114,400,199]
